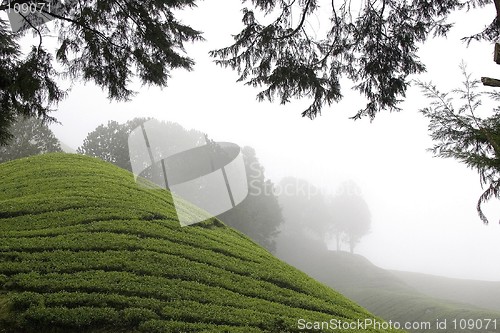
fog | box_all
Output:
[26,1,500,281]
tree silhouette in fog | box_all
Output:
[217,146,283,252]
[0,116,62,163]
[276,177,370,254]
[328,181,371,254]
[275,177,331,260]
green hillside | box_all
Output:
[0,153,400,333]
[278,250,500,333]
[390,270,500,312]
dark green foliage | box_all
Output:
[417,64,500,224]
[0,18,64,145]
[0,153,399,332]
[0,1,202,145]
[0,116,62,163]
[217,146,283,252]
[210,0,495,119]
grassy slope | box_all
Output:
[0,153,400,333]
[390,270,500,312]
[277,250,500,333]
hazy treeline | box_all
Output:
[0,116,371,255]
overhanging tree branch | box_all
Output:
[494,0,500,18]
[274,0,313,40]
[0,0,202,145]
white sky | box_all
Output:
[5,1,500,280]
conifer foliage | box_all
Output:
[1,1,498,145]
[0,0,202,145]
[210,0,496,119]
[418,64,500,224]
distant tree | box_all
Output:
[0,116,62,163]
[79,119,282,249]
[328,181,371,254]
[273,177,332,263]
[77,117,152,171]
[78,120,130,170]
[277,177,331,237]
[217,146,283,252]
[418,64,500,224]
[78,117,208,172]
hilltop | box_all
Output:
[0,153,399,333]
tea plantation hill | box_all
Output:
[275,247,500,333]
[0,154,402,333]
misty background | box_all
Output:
[4,1,499,281]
